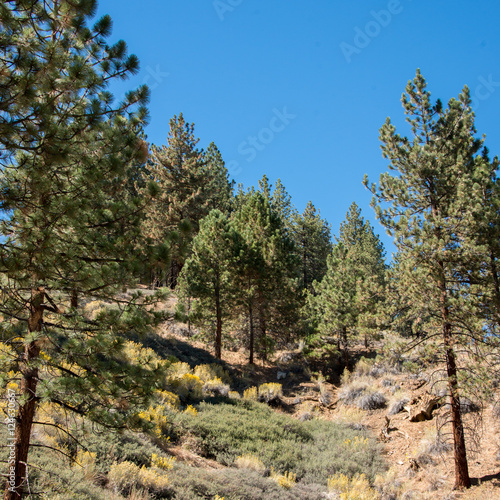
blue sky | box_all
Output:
[95,1,500,258]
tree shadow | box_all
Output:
[471,471,500,487]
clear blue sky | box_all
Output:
[95,0,500,259]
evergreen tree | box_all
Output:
[177,210,240,359]
[364,69,498,489]
[231,192,299,363]
[309,203,385,363]
[0,2,162,498]
[202,142,234,214]
[291,201,332,292]
[141,114,207,287]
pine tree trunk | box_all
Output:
[440,272,471,489]
[248,301,254,365]
[215,285,222,359]
[490,250,500,326]
[342,326,349,367]
[258,302,267,362]
[70,289,78,309]
[5,288,44,500]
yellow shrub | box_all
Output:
[184,405,198,416]
[137,465,170,493]
[167,362,192,378]
[151,453,176,471]
[108,461,170,495]
[194,363,231,384]
[343,436,369,449]
[228,391,240,399]
[75,450,97,479]
[155,390,180,410]
[235,454,266,472]
[137,405,171,443]
[121,341,163,370]
[170,373,203,401]
[108,461,141,494]
[270,467,296,489]
[258,383,282,402]
[334,407,365,426]
[328,473,380,500]
[242,386,258,401]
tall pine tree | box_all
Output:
[364,69,499,489]
[0,2,162,497]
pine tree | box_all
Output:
[202,142,234,214]
[0,2,161,497]
[231,191,299,363]
[177,210,240,359]
[291,201,332,292]
[141,114,207,287]
[309,203,385,363]
[364,69,497,489]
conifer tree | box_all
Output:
[0,2,162,497]
[142,114,207,287]
[177,210,240,359]
[309,203,385,362]
[291,201,332,292]
[202,142,234,214]
[364,69,497,489]
[231,191,299,363]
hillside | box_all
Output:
[3,293,497,500]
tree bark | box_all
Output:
[5,287,45,500]
[439,268,471,489]
[248,301,254,365]
[215,285,222,360]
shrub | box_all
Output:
[108,461,170,496]
[168,373,203,402]
[203,377,230,397]
[339,382,368,405]
[151,453,176,470]
[155,390,180,409]
[242,386,258,401]
[167,464,327,499]
[334,407,365,429]
[258,383,283,403]
[194,364,231,384]
[388,397,410,416]
[357,392,386,410]
[235,454,266,472]
[270,468,297,489]
[228,391,240,399]
[328,473,380,500]
[171,400,386,484]
[137,405,173,443]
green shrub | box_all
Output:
[171,399,385,484]
[167,464,328,499]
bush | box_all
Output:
[108,461,170,496]
[234,454,266,472]
[242,386,258,401]
[168,373,203,402]
[388,397,410,416]
[203,377,230,397]
[170,399,386,484]
[167,464,328,500]
[328,473,380,500]
[257,382,283,403]
[194,363,231,384]
[339,382,368,405]
[270,468,297,489]
[357,392,386,410]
